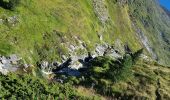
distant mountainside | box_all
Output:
[0,0,170,99]
[162,6,170,17]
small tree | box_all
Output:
[131,48,143,64]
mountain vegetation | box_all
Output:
[0,0,170,99]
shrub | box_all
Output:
[0,0,20,10]
[131,48,143,64]
[78,49,143,96]
[0,73,87,99]
[89,54,133,82]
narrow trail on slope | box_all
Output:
[155,79,162,100]
[148,65,170,73]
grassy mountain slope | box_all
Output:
[0,0,142,64]
[0,0,170,99]
[0,0,169,65]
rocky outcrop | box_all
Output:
[39,42,124,77]
[0,15,19,26]
[117,0,128,6]
[93,0,109,24]
[130,15,158,60]
[0,54,21,75]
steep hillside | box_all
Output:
[0,0,170,99]
[0,0,141,64]
[0,52,170,99]
[128,0,170,65]
[0,0,169,66]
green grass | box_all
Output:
[0,0,169,66]
[0,0,143,64]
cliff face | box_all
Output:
[0,0,170,65]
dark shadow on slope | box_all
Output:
[0,0,20,10]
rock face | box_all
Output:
[104,47,122,59]
[95,44,108,56]
[0,16,19,26]
[7,16,19,26]
[0,54,21,75]
[93,0,109,24]
[39,43,122,77]
[118,0,128,6]
[130,15,158,60]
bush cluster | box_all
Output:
[77,49,143,96]
[89,54,133,82]
[0,73,82,99]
